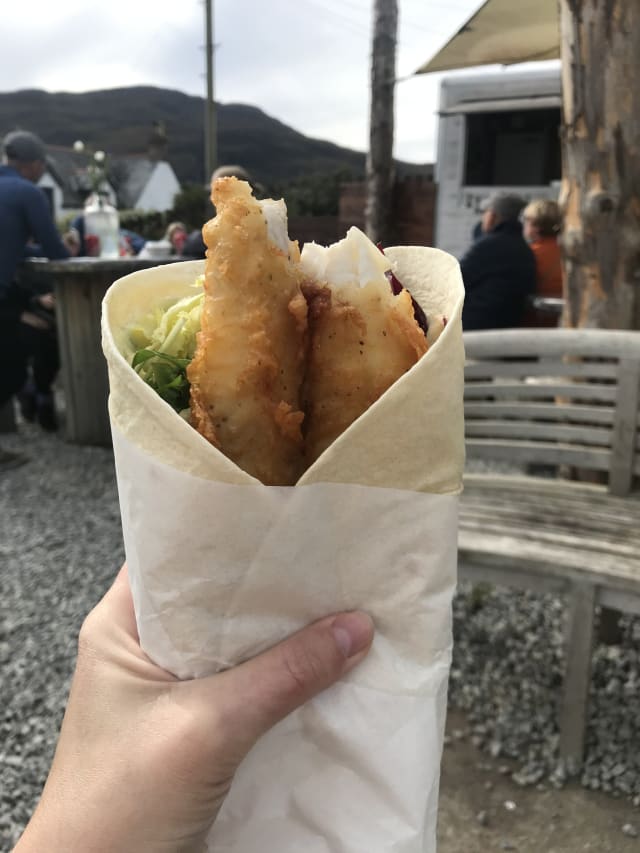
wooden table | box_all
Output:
[23,257,186,447]
[531,296,565,318]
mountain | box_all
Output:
[0,86,429,187]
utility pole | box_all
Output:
[365,0,398,244]
[559,0,640,329]
[204,0,217,186]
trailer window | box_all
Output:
[464,108,561,186]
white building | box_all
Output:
[434,68,562,259]
[40,145,181,219]
[109,156,181,213]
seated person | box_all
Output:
[0,130,76,441]
[460,192,536,331]
[180,164,256,260]
[180,228,206,260]
[164,221,188,254]
[522,199,563,327]
[69,210,145,257]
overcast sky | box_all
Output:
[5,0,492,163]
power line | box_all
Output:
[282,0,463,65]
[320,0,370,16]
[324,0,478,19]
[291,0,469,47]
[296,0,371,39]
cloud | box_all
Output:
[3,0,485,163]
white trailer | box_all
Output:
[434,68,562,259]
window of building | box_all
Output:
[464,108,561,187]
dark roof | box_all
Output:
[45,145,97,207]
[44,145,159,210]
[108,156,156,209]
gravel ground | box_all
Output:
[450,585,640,800]
[2,423,639,849]
[1,424,124,848]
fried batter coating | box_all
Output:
[187,178,307,485]
[302,278,428,466]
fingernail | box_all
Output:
[331,612,374,658]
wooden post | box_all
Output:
[559,582,596,773]
[558,0,640,330]
[204,0,216,185]
[54,269,113,447]
[365,0,398,244]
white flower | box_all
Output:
[94,150,106,163]
[73,140,85,152]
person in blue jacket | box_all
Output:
[0,131,76,466]
[68,211,146,257]
[460,192,536,331]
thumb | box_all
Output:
[210,612,374,749]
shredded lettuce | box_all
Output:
[130,276,204,414]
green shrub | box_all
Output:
[171,183,211,230]
[267,169,358,217]
[118,209,170,239]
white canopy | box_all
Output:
[415,0,560,75]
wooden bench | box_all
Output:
[458,328,640,774]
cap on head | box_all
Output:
[481,192,526,223]
[211,164,252,183]
[3,130,46,163]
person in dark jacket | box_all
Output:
[0,131,75,466]
[180,165,256,259]
[68,210,146,256]
[460,192,536,331]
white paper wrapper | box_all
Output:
[102,248,465,852]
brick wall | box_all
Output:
[288,215,342,247]
[338,183,366,233]
[392,176,437,247]
[287,176,437,247]
[339,176,437,246]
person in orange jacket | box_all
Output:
[522,199,564,327]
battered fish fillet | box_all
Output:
[302,276,428,466]
[187,177,308,486]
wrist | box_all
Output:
[15,777,137,853]
[14,773,210,853]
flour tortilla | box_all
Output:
[102,248,464,493]
[102,248,464,853]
